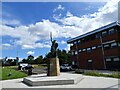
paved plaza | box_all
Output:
[1,73,120,89]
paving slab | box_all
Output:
[23,73,83,86]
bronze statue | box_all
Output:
[50,32,58,58]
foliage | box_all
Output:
[2,57,19,66]
[34,55,45,64]
[26,55,34,64]
[2,49,71,65]
[45,49,71,65]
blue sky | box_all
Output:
[1,1,118,60]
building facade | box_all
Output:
[67,22,120,70]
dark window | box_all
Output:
[87,48,91,52]
[81,38,85,43]
[116,27,120,33]
[113,57,120,61]
[96,33,101,38]
[74,41,77,44]
[102,31,108,37]
[70,43,73,47]
[105,58,111,62]
[82,48,86,52]
[85,37,90,41]
[92,46,96,50]
[75,51,78,55]
[88,59,92,62]
[111,42,117,48]
[78,49,82,52]
[104,44,110,49]
[71,51,74,55]
[78,40,81,43]
[108,28,115,34]
[91,35,96,40]
[97,45,102,48]
[118,42,120,47]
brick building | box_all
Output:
[67,22,120,70]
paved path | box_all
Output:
[1,73,120,89]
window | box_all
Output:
[87,48,91,52]
[81,38,85,43]
[96,33,101,38]
[91,35,96,40]
[70,43,73,47]
[71,51,74,55]
[97,45,102,48]
[113,57,120,61]
[88,60,92,63]
[111,42,117,47]
[106,58,111,62]
[92,46,96,50]
[72,61,75,65]
[74,41,77,44]
[102,31,107,37]
[78,40,81,43]
[104,44,110,49]
[75,51,78,55]
[82,48,86,52]
[108,28,115,34]
[118,42,120,47]
[78,49,82,52]
[86,37,90,41]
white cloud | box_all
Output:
[2,43,11,47]
[66,11,73,17]
[57,5,64,10]
[2,11,21,26]
[53,4,65,12]
[58,40,66,44]
[27,51,35,55]
[54,0,118,36]
[61,40,66,44]
[2,19,21,26]
[64,44,70,52]
[0,43,13,50]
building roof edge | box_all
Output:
[67,21,120,43]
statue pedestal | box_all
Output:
[47,58,60,76]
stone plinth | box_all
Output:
[48,58,60,76]
[23,73,83,86]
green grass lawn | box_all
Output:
[32,64,47,68]
[75,70,120,78]
[1,66,28,80]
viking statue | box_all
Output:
[50,32,58,58]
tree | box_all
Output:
[27,55,34,64]
[6,59,13,66]
[58,49,68,65]
[22,58,28,63]
[45,49,71,65]
[34,55,44,64]
[16,57,19,65]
